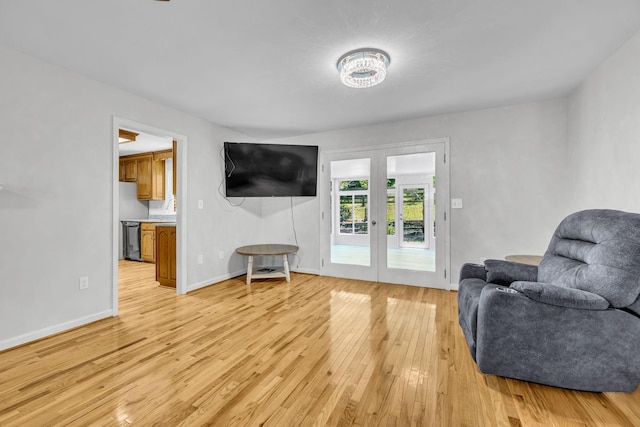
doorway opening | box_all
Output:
[111,117,188,316]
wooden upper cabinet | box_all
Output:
[124,158,137,182]
[118,158,137,182]
[136,155,153,199]
[119,159,126,182]
[119,151,166,200]
[134,154,164,201]
[153,149,173,161]
[151,158,165,200]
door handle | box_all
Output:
[371,220,377,225]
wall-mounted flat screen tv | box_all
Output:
[224,142,319,197]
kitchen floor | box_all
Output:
[118,259,160,293]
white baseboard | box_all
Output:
[187,270,246,292]
[449,283,459,291]
[0,309,114,352]
[186,268,320,293]
[291,267,320,275]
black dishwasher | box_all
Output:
[122,221,142,261]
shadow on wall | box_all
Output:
[0,186,39,209]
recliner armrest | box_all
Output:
[460,263,486,281]
[484,259,538,285]
[511,281,610,310]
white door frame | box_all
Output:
[111,117,189,316]
[320,138,451,289]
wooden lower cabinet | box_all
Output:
[140,223,156,263]
[155,225,176,288]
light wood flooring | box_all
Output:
[1,260,639,426]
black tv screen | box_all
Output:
[224,142,319,197]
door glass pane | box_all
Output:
[386,153,435,272]
[339,195,353,234]
[354,194,368,234]
[402,187,425,245]
[331,158,370,267]
[386,192,395,236]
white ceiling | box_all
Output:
[1,0,640,140]
[119,132,173,156]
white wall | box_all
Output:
[0,45,255,349]
[255,99,569,283]
[567,29,640,212]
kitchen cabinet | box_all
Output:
[156,225,176,288]
[119,158,137,182]
[124,158,138,182]
[136,155,152,199]
[136,154,165,200]
[153,149,173,161]
[140,223,156,263]
[119,153,165,200]
[151,158,165,200]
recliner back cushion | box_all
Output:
[538,209,640,307]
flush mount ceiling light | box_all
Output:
[337,48,390,89]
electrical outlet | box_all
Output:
[197,254,203,264]
[451,198,463,209]
[79,276,89,290]
[219,250,224,260]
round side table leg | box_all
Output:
[246,255,253,285]
[283,254,291,282]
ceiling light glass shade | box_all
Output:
[337,48,390,89]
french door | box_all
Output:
[320,140,450,289]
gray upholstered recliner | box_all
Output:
[458,209,640,392]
